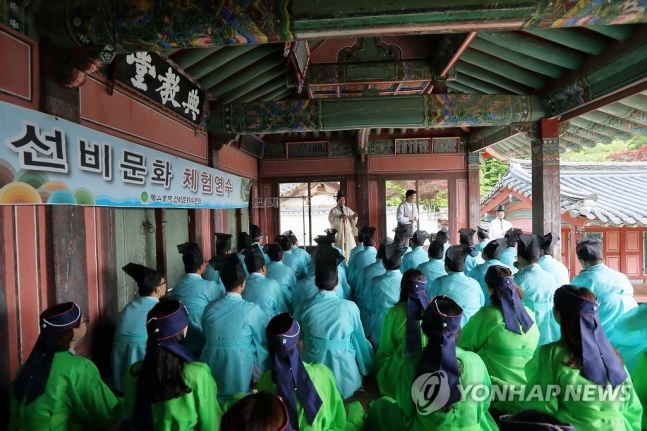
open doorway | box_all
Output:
[385,179,449,238]
[279,181,340,246]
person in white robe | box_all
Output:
[328,190,358,261]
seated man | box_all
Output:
[203,232,231,291]
[277,234,307,280]
[466,238,511,305]
[400,230,430,273]
[294,247,375,400]
[242,246,290,318]
[500,228,523,271]
[355,238,388,331]
[347,227,377,291]
[474,226,490,252]
[571,237,637,334]
[459,227,485,274]
[200,255,271,401]
[416,239,448,284]
[538,232,570,287]
[283,230,311,278]
[427,244,484,326]
[265,243,297,313]
[172,242,224,355]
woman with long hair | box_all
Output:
[375,269,429,398]
[123,299,221,430]
[9,302,124,430]
[221,391,291,431]
[366,296,497,431]
[520,285,642,429]
[459,265,539,415]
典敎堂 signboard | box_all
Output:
[0,102,251,209]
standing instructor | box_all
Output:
[328,189,358,261]
[397,190,419,247]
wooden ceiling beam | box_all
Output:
[185,45,256,80]
[172,47,223,70]
[210,56,287,98]
[523,28,610,56]
[199,45,282,90]
[210,94,547,134]
[455,60,529,94]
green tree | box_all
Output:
[480,157,509,197]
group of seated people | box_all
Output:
[7,223,647,430]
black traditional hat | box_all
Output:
[436,227,450,244]
[282,230,298,244]
[458,228,476,247]
[122,263,162,295]
[383,242,405,268]
[313,234,334,246]
[539,232,559,256]
[250,224,262,241]
[505,228,524,247]
[477,226,489,240]
[335,189,346,200]
[324,228,337,243]
[496,204,506,213]
[177,242,204,268]
[428,240,445,260]
[238,232,253,251]
[411,230,430,246]
[266,244,283,262]
[275,235,293,251]
[483,238,507,260]
[576,237,603,260]
[215,233,233,255]
[517,234,541,262]
[220,255,247,289]
[314,247,344,287]
[243,246,266,273]
[361,227,376,247]
[445,245,470,272]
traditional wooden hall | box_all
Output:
[2,0,647,423]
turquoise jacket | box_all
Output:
[514,263,560,346]
[466,258,513,306]
[266,261,297,313]
[416,258,447,285]
[428,271,484,327]
[400,246,428,274]
[242,272,290,318]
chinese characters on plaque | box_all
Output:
[117,52,206,124]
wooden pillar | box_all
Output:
[531,118,561,255]
[467,151,481,229]
[356,158,370,235]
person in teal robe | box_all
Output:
[172,242,225,355]
[459,227,485,274]
[242,246,290,318]
[111,262,166,393]
[416,239,447,284]
[538,231,570,287]
[513,234,559,346]
[355,243,387,330]
[375,269,429,398]
[474,226,490,252]
[519,285,643,430]
[203,233,232,292]
[500,228,523,271]
[236,231,253,276]
[608,303,647,372]
[256,312,354,431]
[294,247,375,399]
[347,227,377,292]
[427,245,484,326]
[124,299,222,431]
[250,223,271,265]
[571,237,638,334]
[366,296,497,431]
[277,234,308,280]
[366,242,406,347]
[436,227,451,257]
[283,230,312,278]
[631,352,647,430]
[9,302,124,431]
[459,264,540,414]
[400,230,430,273]
[200,255,272,401]
[466,238,511,305]
[309,233,351,299]
[265,243,297,313]
[348,227,368,268]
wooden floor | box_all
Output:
[634,284,647,303]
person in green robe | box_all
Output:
[459,265,540,415]
[257,312,365,431]
[124,299,222,430]
[366,296,498,431]
[9,302,125,430]
[631,352,647,430]
[375,269,429,398]
[221,391,292,430]
[519,285,643,430]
